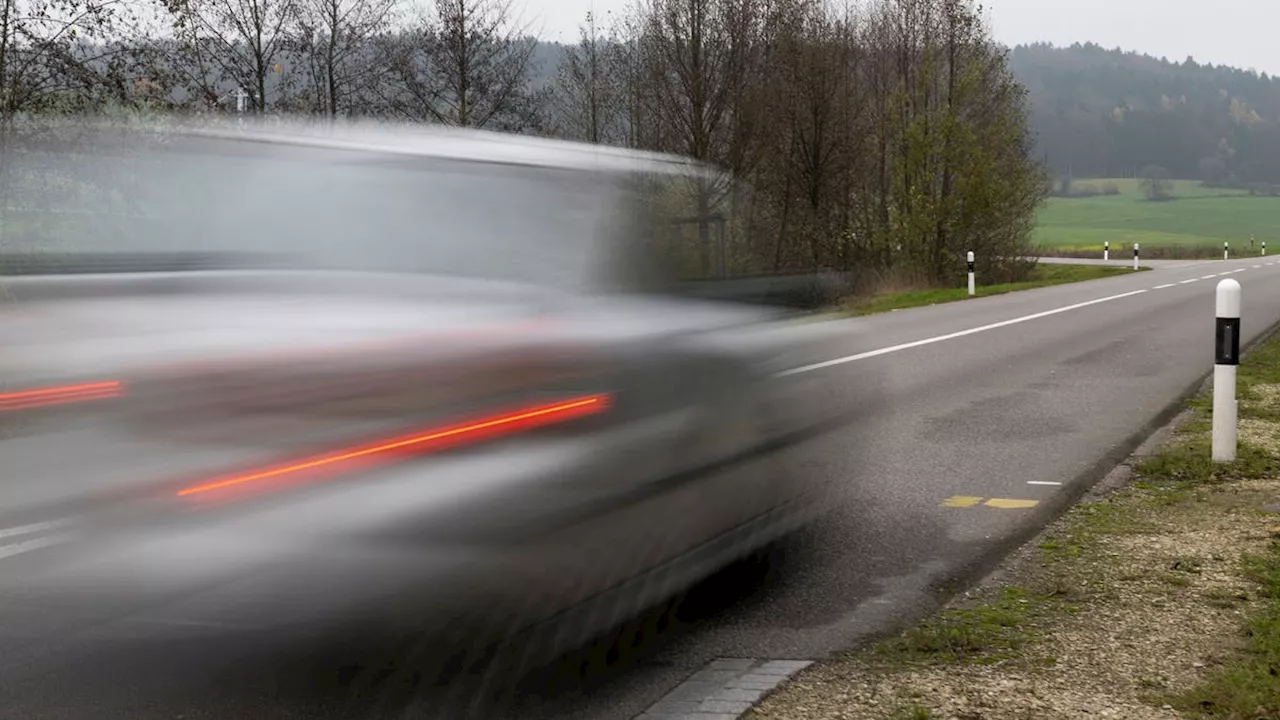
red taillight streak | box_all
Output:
[175,394,611,498]
[0,389,123,411]
[0,381,123,411]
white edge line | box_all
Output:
[1153,283,1175,289]
[1253,265,1263,269]
[1233,268,1246,273]
[1027,481,1063,486]
[1180,278,1199,284]
[775,289,1149,377]
[0,517,76,541]
[1201,274,1220,279]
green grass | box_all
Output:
[843,263,1147,316]
[1125,332,1280,718]
[1035,178,1280,257]
[873,586,1046,664]
[1170,542,1280,718]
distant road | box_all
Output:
[1035,255,1231,268]
[5,254,1280,719]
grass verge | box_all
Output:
[747,328,1280,719]
[842,263,1148,317]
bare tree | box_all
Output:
[1,0,139,118]
[381,0,546,131]
[292,0,396,116]
[602,3,654,150]
[761,0,856,270]
[635,0,769,275]
[551,11,618,144]
[162,0,298,113]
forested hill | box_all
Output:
[1010,43,1280,185]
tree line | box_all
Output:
[1012,42,1280,193]
[0,0,1047,287]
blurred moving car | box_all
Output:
[0,120,862,666]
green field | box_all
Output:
[1035,178,1280,257]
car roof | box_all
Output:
[181,119,718,178]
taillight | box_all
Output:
[174,393,612,503]
[0,380,124,412]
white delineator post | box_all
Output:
[1213,279,1241,463]
[1264,240,1267,257]
[1224,241,1229,261]
[1104,240,1109,261]
[1133,242,1140,271]
[967,251,975,296]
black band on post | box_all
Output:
[1133,247,1139,258]
[1216,317,1241,365]
[967,261,974,272]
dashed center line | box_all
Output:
[1201,274,1219,280]
[1027,481,1063,486]
[1180,278,1199,284]
[1153,283,1175,289]
[1254,265,1263,269]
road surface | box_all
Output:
[3,255,1279,720]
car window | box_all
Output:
[0,134,617,292]
[599,167,772,299]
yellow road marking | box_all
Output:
[984,498,1040,509]
[941,496,1042,509]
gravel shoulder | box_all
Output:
[745,331,1280,720]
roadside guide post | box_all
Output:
[1104,240,1109,261]
[1264,240,1267,257]
[1133,242,1139,271]
[967,251,975,296]
[1213,279,1241,463]
[1225,241,1230,261]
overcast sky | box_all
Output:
[530,0,1278,76]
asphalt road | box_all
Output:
[4,254,1280,720]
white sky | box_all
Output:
[527,0,1280,76]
